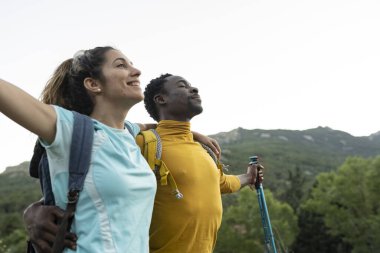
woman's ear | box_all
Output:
[84,77,102,94]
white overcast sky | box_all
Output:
[1,0,379,172]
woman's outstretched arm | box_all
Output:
[0,79,56,143]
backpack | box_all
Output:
[29,114,135,204]
[135,129,223,200]
[28,111,96,253]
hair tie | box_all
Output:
[72,50,86,72]
[73,50,85,59]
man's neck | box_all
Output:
[158,113,193,122]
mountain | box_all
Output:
[2,126,379,194]
[210,126,380,195]
[369,130,380,141]
[2,126,380,195]
[0,161,41,212]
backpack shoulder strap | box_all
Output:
[52,111,94,253]
[199,143,224,173]
[29,112,94,188]
[199,143,218,164]
[136,129,161,170]
[68,111,94,191]
[135,129,183,199]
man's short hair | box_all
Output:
[144,73,173,121]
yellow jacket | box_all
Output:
[149,120,241,253]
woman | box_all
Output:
[1,46,218,253]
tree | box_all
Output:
[302,156,380,253]
[292,208,351,253]
[0,164,41,253]
[215,188,298,253]
[280,166,307,212]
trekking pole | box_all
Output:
[249,156,277,253]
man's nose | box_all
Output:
[191,87,199,93]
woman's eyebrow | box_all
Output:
[112,58,127,64]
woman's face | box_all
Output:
[99,49,143,106]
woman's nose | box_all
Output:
[131,66,141,77]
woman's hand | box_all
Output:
[192,131,221,159]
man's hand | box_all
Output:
[238,163,264,189]
[254,164,264,185]
[23,200,77,253]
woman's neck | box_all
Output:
[91,104,129,129]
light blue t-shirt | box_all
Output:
[41,106,157,253]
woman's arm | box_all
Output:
[0,79,56,143]
[192,131,221,158]
[136,124,221,157]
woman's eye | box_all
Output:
[117,63,127,68]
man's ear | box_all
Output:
[153,94,166,105]
[83,77,102,94]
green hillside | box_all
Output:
[0,162,41,252]
[212,126,380,196]
[1,126,379,252]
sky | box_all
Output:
[1,0,379,172]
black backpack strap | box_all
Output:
[39,153,55,205]
[29,140,45,178]
[29,138,55,205]
[52,111,94,253]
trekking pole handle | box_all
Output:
[249,155,258,165]
[249,156,261,189]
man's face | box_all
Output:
[159,75,203,120]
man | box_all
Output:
[143,73,262,252]
[23,74,263,253]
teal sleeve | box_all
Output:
[125,121,141,137]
